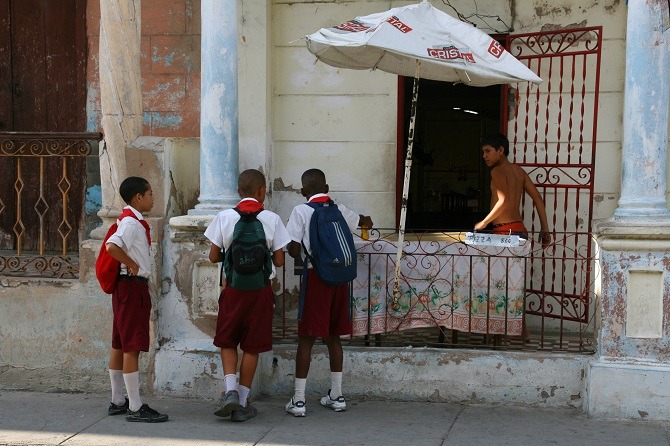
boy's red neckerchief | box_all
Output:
[236,199,264,213]
[308,195,330,203]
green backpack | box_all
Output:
[223,209,272,290]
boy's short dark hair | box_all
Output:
[301,168,327,196]
[238,169,266,197]
[119,177,150,204]
[482,133,510,157]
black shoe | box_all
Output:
[126,404,169,423]
[108,398,129,415]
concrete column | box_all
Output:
[92,0,143,238]
[613,0,670,220]
[590,1,670,421]
[190,0,239,215]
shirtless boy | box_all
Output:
[474,133,551,248]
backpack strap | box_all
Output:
[118,209,151,245]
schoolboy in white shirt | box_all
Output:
[284,168,372,417]
[105,176,168,423]
[205,169,291,421]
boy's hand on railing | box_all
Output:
[539,230,552,249]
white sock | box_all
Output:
[293,378,306,403]
[123,371,143,412]
[330,372,343,399]
[224,374,238,394]
[238,385,250,407]
[109,369,125,405]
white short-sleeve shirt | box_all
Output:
[106,206,152,278]
[285,193,360,258]
[204,199,291,279]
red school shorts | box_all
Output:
[298,269,352,338]
[492,221,528,238]
[213,284,274,354]
[112,279,152,352]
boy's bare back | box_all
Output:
[489,162,528,225]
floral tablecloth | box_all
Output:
[351,236,531,336]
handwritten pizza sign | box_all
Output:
[465,232,520,247]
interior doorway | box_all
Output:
[399,78,502,231]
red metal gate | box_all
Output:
[504,27,602,325]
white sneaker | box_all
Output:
[320,391,346,412]
[285,398,306,417]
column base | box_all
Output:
[90,207,123,239]
[594,218,670,240]
[613,209,670,221]
[169,214,216,231]
[189,196,240,215]
[587,361,670,420]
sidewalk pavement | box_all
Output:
[1,390,668,446]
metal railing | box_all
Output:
[0,132,102,278]
[272,229,597,353]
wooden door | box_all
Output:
[0,0,87,254]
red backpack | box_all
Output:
[95,210,150,294]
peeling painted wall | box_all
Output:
[597,248,670,363]
[0,242,155,393]
[262,346,587,407]
[86,0,201,137]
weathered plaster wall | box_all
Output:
[86,0,201,137]
[597,248,670,362]
[238,1,273,178]
[154,228,222,398]
[0,277,111,392]
[261,346,587,408]
[0,242,159,394]
[270,1,395,227]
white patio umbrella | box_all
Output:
[305,1,542,308]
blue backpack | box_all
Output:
[304,200,357,286]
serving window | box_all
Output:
[397,78,503,231]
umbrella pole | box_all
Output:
[391,61,420,311]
